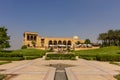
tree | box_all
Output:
[98,29,120,47]
[0,27,10,50]
[108,30,115,46]
[84,39,91,44]
[75,41,81,45]
[98,33,108,47]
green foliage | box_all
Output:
[0,57,24,61]
[75,46,120,61]
[98,29,120,47]
[0,49,46,61]
[96,54,120,61]
[114,74,120,80]
[0,61,11,65]
[0,53,23,57]
[46,53,76,60]
[12,49,46,56]
[84,39,91,44]
[0,26,10,50]
[75,41,81,45]
[0,74,6,80]
[21,45,27,49]
[24,56,40,60]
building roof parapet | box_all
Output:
[24,32,38,35]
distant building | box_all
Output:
[22,32,85,50]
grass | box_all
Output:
[75,46,120,55]
[12,49,46,56]
[75,46,120,61]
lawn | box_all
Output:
[75,46,120,61]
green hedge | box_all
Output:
[78,54,120,61]
[0,57,24,61]
[24,56,40,60]
[0,61,11,65]
[96,54,120,61]
[46,54,76,60]
[0,49,47,61]
[0,53,23,57]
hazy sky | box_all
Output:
[0,0,120,50]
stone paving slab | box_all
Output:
[0,58,120,80]
[10,74,45,80]
[66,59,118,80]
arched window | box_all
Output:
[58,40,62,45]
[53,40,57,45]
[27,35,30,40]
[48,40,53,45]
[31,36,33,40]
[63,40,66,45]
[34,36,36,41]
[67,40,71,45]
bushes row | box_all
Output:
[23,56,40,60]
[0,49,47,61]
[0,57,24,61]
[78,54,120,61]
[0,61,11,65]
[46,54,76,60]
[0,53,23,57]
[96,54,120,61]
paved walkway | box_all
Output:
[0,58,120,80]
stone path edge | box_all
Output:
[44,68,56,80]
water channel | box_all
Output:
[48,64,75,80]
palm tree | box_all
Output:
[98,33,108,47]
[115,30,120,46]
[98,29,120,47]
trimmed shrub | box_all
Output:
[0,61,11,65]
[46,54,76,60]
[0,57,24,61]
[0,53,23,57]
[21,45,27,49]
[45,57,50,60]
[24,56,40,60]
[96,54,120,61]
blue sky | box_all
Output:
[0,0,120,49]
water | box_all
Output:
[48,64,74,80]
[54,69,68,80]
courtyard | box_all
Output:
[0,57,120,80]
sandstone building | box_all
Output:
[22,32,85,50]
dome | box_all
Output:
[73,36,79,39]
